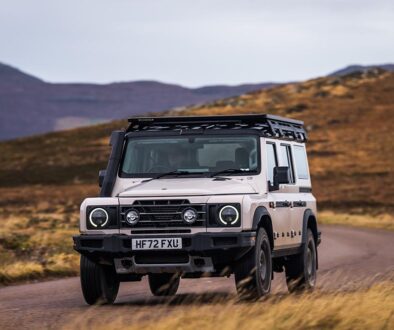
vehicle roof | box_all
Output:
[126,114,307,142]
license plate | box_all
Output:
[132,238,182,250]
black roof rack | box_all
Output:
[126,114,307,142]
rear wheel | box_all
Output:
[234,227,272,300]
[285,229,317,292]
[148,273,180,296]
[80,255,120,305]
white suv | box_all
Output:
[73,114,321,304]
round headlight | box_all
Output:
[182,208,197,224]
[126,209,140,225]
[219,205,239,225]
[89,208,109,228]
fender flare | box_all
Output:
[251,206,274,249]
[302,208,319,269]
[302,209,318,244]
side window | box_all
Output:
[279,144,295,184]
[293,145,309,179]
[266,143,277,183]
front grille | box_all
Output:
[120,199,206,228]
[130,229,192,235]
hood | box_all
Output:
[117,178,257,197]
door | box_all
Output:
[265,141,292,248]
[291,144,312,245]
[276,143,299,247]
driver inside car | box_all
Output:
[166,147,189,170]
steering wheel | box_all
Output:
[147,165,172,173]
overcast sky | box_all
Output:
[1,0,393,87]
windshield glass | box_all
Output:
[120,135,260,177]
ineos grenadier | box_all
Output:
[73,114,321,304]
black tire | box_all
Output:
[148,273,180,296]
[285,229,317,293]
[234,227,272,300]
[80,255,120,305]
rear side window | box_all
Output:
[280,144,295,184]
[266,143,277,183]
[293,145,309,179]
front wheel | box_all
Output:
[80,255,120,305]
[148,273,180,296]
[285,229,317,292]
[234,227,272,300]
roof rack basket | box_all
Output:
[127,114,307,142]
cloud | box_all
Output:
[0,0,393,86]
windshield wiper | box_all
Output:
[142,170,201,183]
[210,168,256,178]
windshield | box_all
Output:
[120,135,260,177]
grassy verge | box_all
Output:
[63,282,394,330]
[0,254,79,284]
[0,183,392,285]
[319,210,394,231]
[0,184,94,285]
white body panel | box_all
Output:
[116,177,257,197]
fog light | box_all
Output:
[89,208,109,228]
[126,209,140,225]
[182,208,197,224]
[219,205,239,225]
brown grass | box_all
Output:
[163,70,394,211]
[0,70,393,285]
[62,281,394,330]
[0,184,391,285]
[0,261,44,283]
[319,211,394,231]
[1,71,393,210]
[0,184,96,284]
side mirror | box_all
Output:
[269,166,290,191]
[99,170,106,188]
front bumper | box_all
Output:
[73,232,255,274]
[73,232,256,256]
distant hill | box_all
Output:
[1,68,393,211]
[2,62,393,141]
[329,64,394,76]
[0,62,276,140]
[162,68,394,210]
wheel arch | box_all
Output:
[302,209,318,244]
[302,208,319,269]
[252,206,274,249]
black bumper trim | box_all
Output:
[73,232,256,256]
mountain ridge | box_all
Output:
[328,64,394,77]
[1,62,393,141]
[1,68,393,211]
[0,62,276,140]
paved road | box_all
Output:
[0,225,393,329]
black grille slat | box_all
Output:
[148,206,179,213]
[131,229,191,234]
[139,220,183,223]
[153,214,175,221]
[140,212,182,215]
[121,199,206,228]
